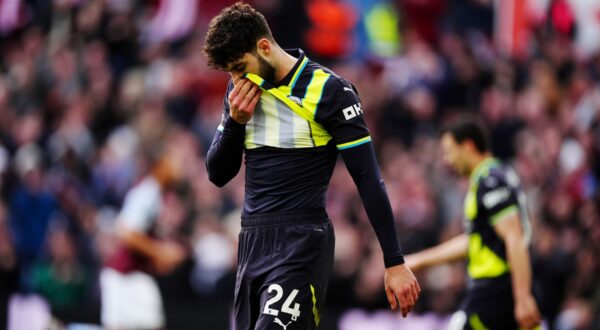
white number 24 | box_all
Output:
[262,284,301,321]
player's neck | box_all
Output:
[273,47,298,83]
[467,152,493,176]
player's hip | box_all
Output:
[238,208,334,270]
[454,277,517,330]
[235,209,334,330]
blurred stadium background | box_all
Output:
[0,0,599,329]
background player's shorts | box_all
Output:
[448,288,519,330]
[100,268,165,329]
[234,209,335,330]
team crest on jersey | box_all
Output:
[287,95,303,107]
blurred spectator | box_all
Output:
[0,0,598,328]
[30,220,92,321]
[9,144,58,287]
[0,202,19,330]
[190,213,235,297]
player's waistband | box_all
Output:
[241,208,328,228]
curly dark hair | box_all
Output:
[203,2,274,71]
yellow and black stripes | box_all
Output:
[232,50,372,153]
[243,67,333,149]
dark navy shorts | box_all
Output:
[450,277,520,330]
[234,209,335,330]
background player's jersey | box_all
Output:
[106,176,162,273]
[218,49,370,215]
[463,157,532,299]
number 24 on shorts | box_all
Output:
[262,284,301,321]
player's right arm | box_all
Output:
[404,234,468,272]
[116,182,185,274]
[118,228,185,274]
[494,213,541,329]
[206,79,261,187]
[483,174,540,329]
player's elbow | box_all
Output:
[207,171,229,187]
[206,160,227,187]
[206,160,238,187]
[505,234,528,253]
[209,176,228,187]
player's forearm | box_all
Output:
[341,142,404,267]
[359,181,405,267]
[119,229,162,260]
[411,234,468,269]
[206,116,245,187]
[505,235,534,301]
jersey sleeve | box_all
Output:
[478,173,520,226]
[315,77,371,150]
[118,182,160,232]
[323,77,404,267]
[206,79,246,187]
[341,143,404,267]
[217,81,235,132]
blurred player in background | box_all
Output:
[204,2,419,329]
[406,116,541,330]
[100,135,187,330]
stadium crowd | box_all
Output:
[0,0,598,329]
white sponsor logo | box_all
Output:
[343,86,354,93]
[482,187,510,209]
[342,103,363,120]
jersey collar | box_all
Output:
[469,157,499,184]
[276,49,309,87]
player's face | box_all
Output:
[257,54,276,84]
[440,133,469,177]
[228,52,276,85]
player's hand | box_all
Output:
[152,241,186,275]
[514,293,541,329]
[229,78,261,124]
[384,263,420,318]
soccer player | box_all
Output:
[204,3,419,329]
[100,144,187,330]
[405,117,541,330]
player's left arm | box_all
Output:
[494,213,541,329]
[317,78,419,317]
[484,176,541,329]
[341,144,420,317]
[117,185,186,274]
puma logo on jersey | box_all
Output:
[274,318,293,329]
[342,103,363,120]
[343,86,354,93]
